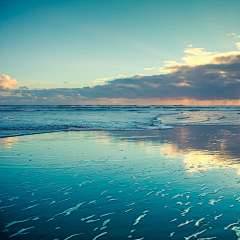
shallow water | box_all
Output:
[0,126,240,239]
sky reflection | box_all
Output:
[1,126,239,173]
[108,126,240,174]
[1,126,240,239]
[0,136,18,149]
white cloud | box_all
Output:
[0,74,18,91]
[144,66,157,71]
[159,47,240,73]
[93,74,127,84]
[93,77,112,83]
[172,82,191,87]
[227,33,240,38]
[235,42,240,50]
[227,33,236,36]
[116,74,128,79]
[2,46,240,105]
[183,48,215,56]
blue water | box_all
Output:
[1,105,240,137]
[1,128,240,239]
[1,106,240,239]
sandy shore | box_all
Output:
[0,126,240,239]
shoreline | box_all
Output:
[1,123,240,138]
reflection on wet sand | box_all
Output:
[108,126,240,175]
[0,127,240,240]
[110,125,240,163]
[0,136,18,149]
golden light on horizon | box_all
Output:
[78,98,240,106]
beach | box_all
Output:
[1,126,240,239]
[1,0,240,238]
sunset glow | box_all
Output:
[0,0,239,105]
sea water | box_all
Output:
[1,105,240,137]
[1,106,240,239]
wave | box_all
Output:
[1,105,240,111]
[1,105,240,138]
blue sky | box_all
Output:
[0,0,240,104]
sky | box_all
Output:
[0,0,240,105]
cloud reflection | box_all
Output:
[109,126,240,174]
[1,126,240,175]
[0,136,18,149]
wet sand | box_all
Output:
[0,126,240,240]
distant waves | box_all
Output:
[1,105,240,137]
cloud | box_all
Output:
[144,66,157,71]
[227,33,236,37]
[0,74,18,91]
[183,48,214,56]
[93,74,128,84]
[236,42,240,50]
[93,77,112,83]
[1,48,240,105]
[160,46,240,72]
[79,54,240,102]
[227,33,240,38]
[19,86,29,90]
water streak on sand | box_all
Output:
[81,215,96,221]
[224,220,240,231]
[86,219,100,223]
[184,229,207,240]
[9,226,34,238]
[0,204,16,210]
[232,227,240,239]
[178,220,194,228]
[64,233,83,240]
[102,219,111,227]
[93,231,107,240]
[133,214,147,226]
[214,214,223,220]
[5,219,30,228]
[181,206,192,217]
[100,212,115,217]
[195,217,205,227]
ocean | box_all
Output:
[1,105,240,240]
[1,105,240,138]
